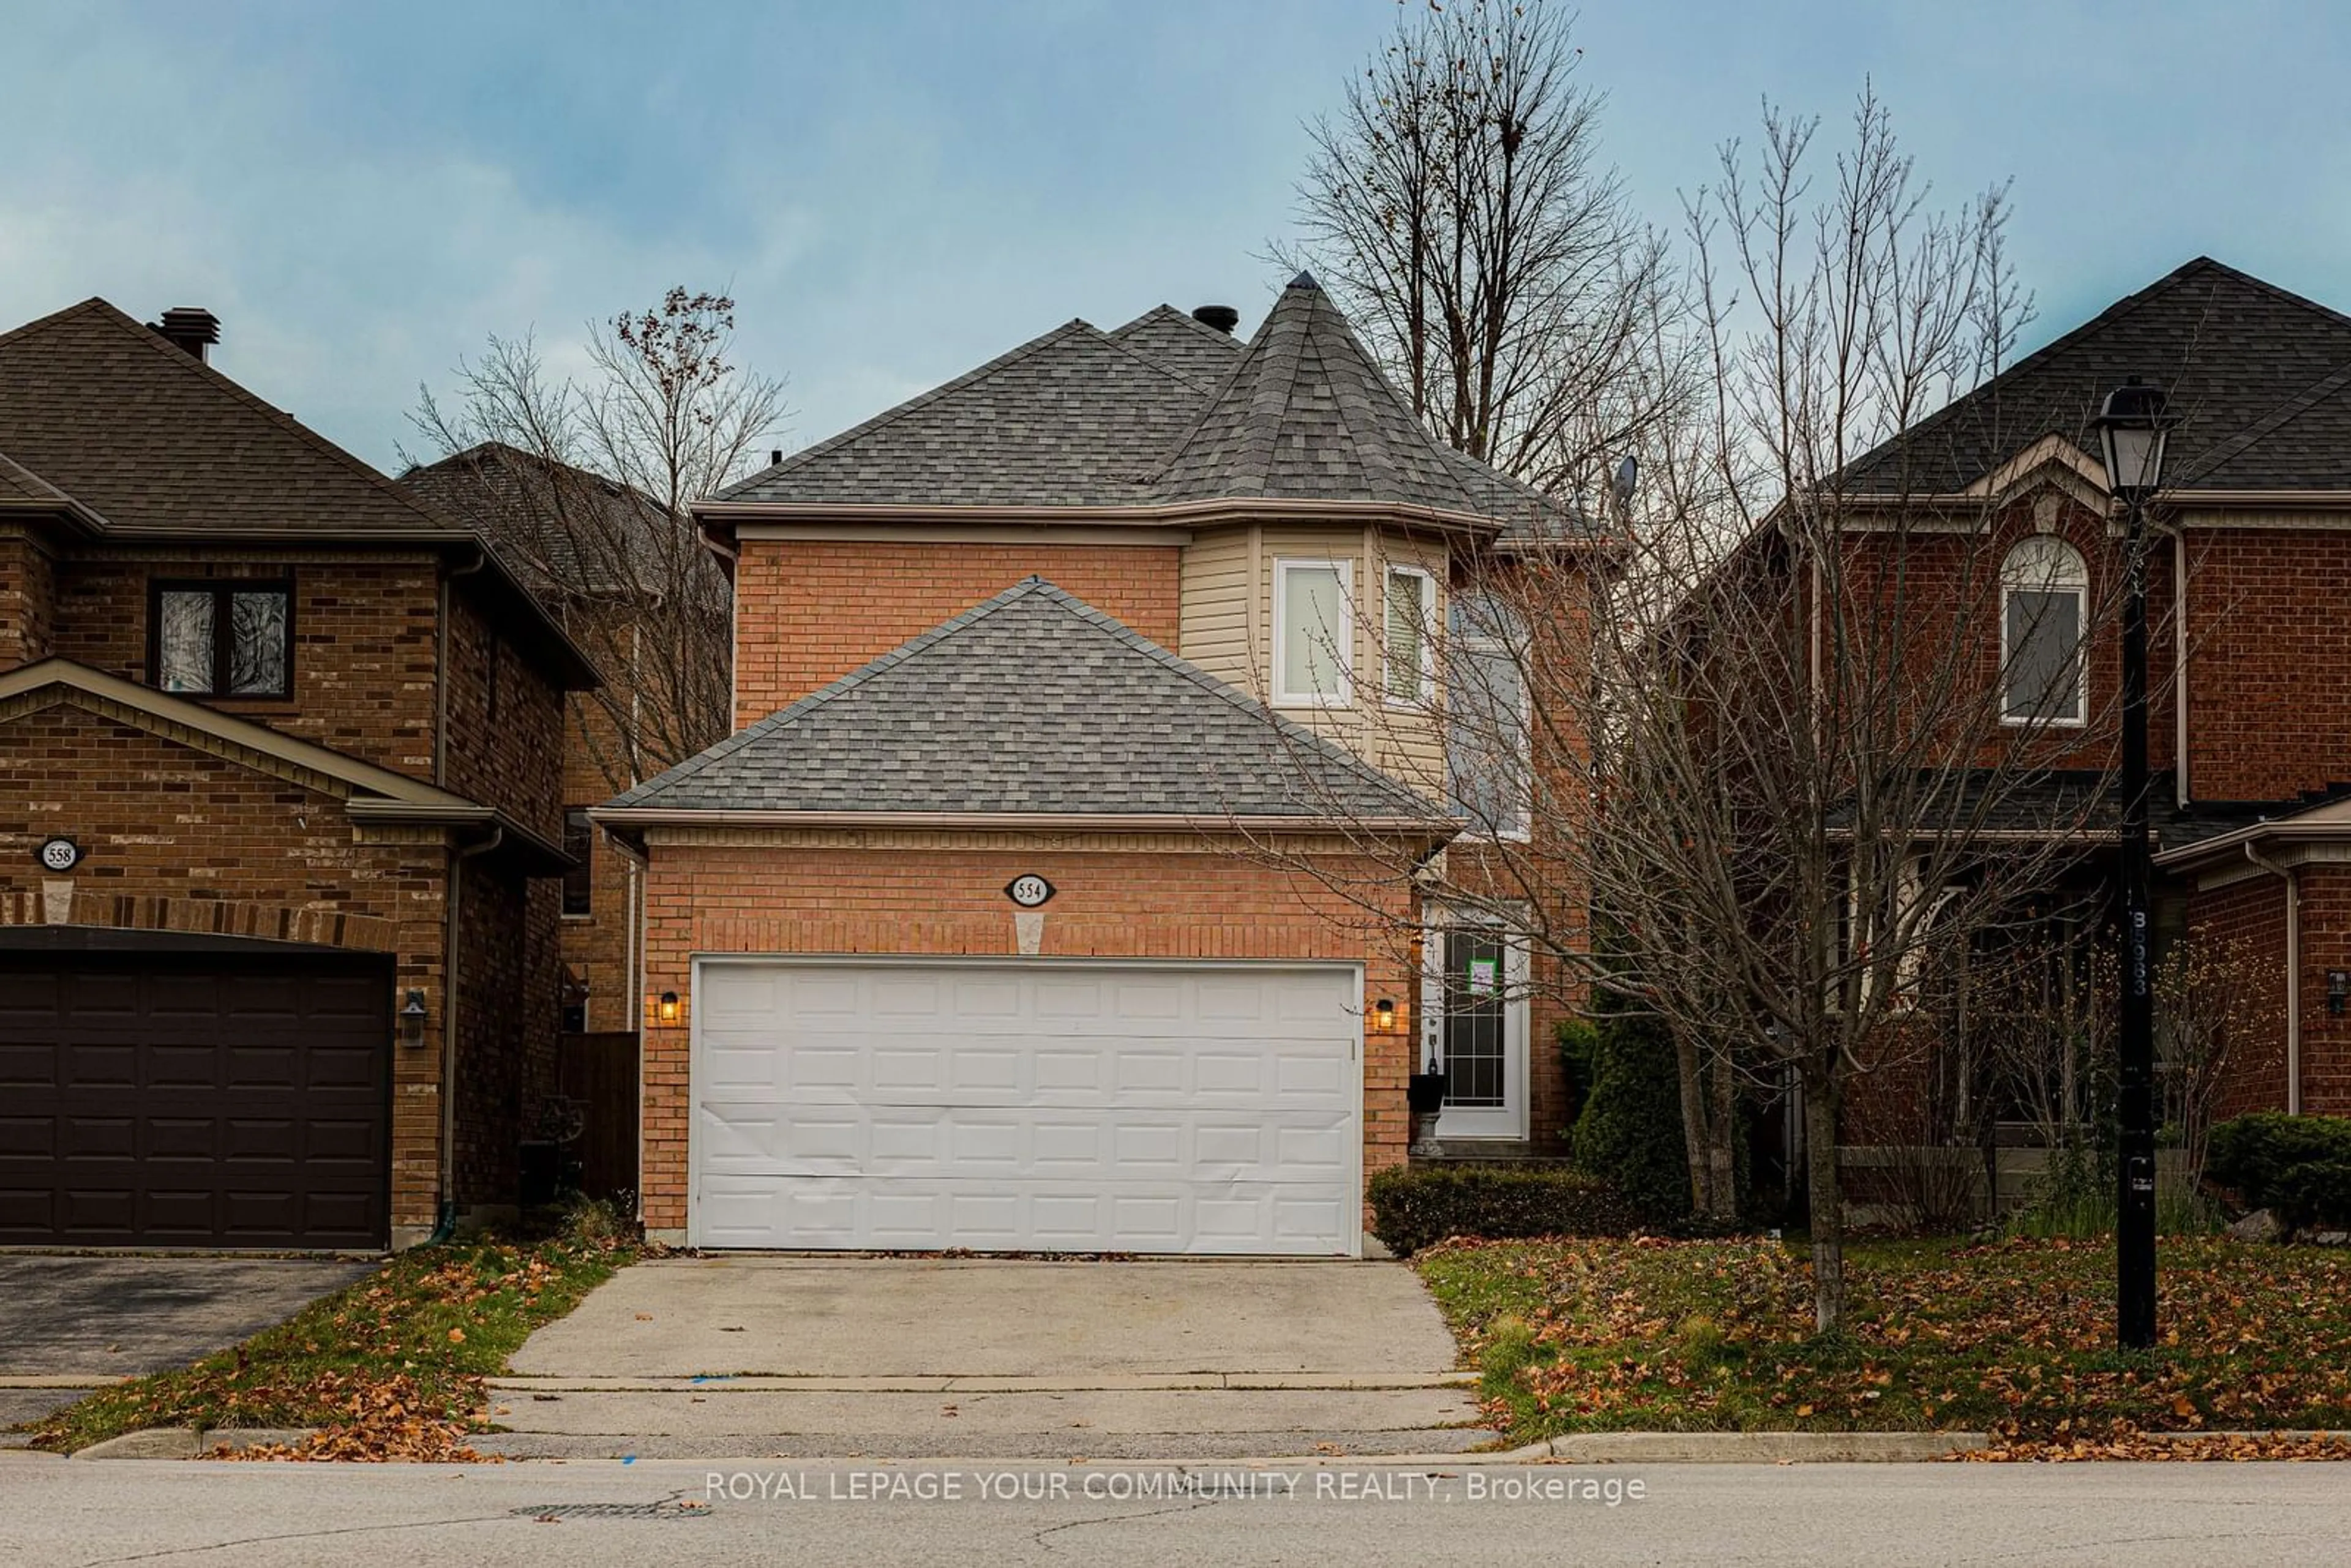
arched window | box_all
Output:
[2000,535,2088,726]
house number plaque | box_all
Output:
[37,837,80,873]
[1005,874,1055,909]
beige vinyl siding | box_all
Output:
[1179,522,1448,793]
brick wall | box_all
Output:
[0,529,56,667]
[0,702,455,1230]
[731,541,1182,727]
[438,583,566,841]
[46,550,444,781]
[2178,528,2351,801]
[631,831,1416,1237]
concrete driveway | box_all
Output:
[0,1255,377,1435]
[490,1256,1483,1460]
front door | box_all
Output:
[1421,926,1528,1141]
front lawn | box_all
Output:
[1418,1234,2351,1445]
[28,1220,633,1458]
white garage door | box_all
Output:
[690,958,1362,1256]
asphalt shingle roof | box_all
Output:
[401,442,674,599]
[716,321,1213,508]
[715,275,1575,533]
[0,298,460,535]
[1150,273,1558,529]
[1846,257,2351,493]
[605,577,1449,824]
[1106,305,1245,390]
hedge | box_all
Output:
[2207,1113,2351,1212]
[2273,1160,2351,1231]
[1367,1163,1641,1258]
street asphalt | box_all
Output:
[5,1455,2349,1566]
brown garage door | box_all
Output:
[0,931,391,1249]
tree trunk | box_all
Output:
[1705,1045,1739,1221]
[1803,1060,1846,1334]
[1672,1026,1712,1218]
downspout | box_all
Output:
[2173,525,2190,809]
[2244,843,2302,1116]
[433,826,504,1240]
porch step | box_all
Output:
[1415,1139,1572,1165]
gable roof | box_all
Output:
[400,441,675,600]
[0,298,465,536]
[0,298,599,689]
[598,577,1452,830]
[710,276,1580,536]
[1845,258,2351,495]
[0,657,569,872]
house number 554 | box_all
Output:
[1005,874,1055,909]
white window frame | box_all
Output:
[1273,557,1355,709]
[1447,602,1532,842]
[1382,563,1436,708]
[1998,536,2089,729]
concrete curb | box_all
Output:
[1536,1431,1987,1463]
[487,1371,1477,1395]
[71,1427,320,1460]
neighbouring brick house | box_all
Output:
[0,299,598,1250]
[1802,258,2351,1151]
[595,275,1606,1253]
[402,444,728,1043]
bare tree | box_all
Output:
[1294,0,1690,497]
[1254,89,2148,1334]
[406,288,787,789]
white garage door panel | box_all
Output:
[690,959,1360,1256]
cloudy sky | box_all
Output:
[4,1,2344,472]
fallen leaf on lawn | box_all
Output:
[447,1329,466,1345]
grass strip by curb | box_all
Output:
[23,1227,634,1457]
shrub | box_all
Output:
[2273,1160,2351,1231]
[2206,1113,2351,1210]
[1367,1164,1641,1258]
[1569,1009,1692,1225]
[1556,1019,1599,1131]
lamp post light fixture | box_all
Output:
[2092,377,2177,1352]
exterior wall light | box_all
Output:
[398,988,429,1049]
[658,990,681,1024]
[1373,997,1397,1032]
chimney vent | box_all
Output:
[152,307,221,362]
[1190,305,1240,334]
[769,449,782,467]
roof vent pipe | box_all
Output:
[152,307,221,362]
[1190,305,1240,334]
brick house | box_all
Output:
[594,275,1605,1254]
[1804,257,2351,1144]
[0,299,597,1250]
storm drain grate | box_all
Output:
[508,1501,707,1521]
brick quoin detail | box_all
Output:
[731,541,1181,727]
[632,837,1415,1237]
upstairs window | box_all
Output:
[152,579,292,697]
[1275,558,1353,707]
[562,809,594,917]
[1446,594,1531,839]
[2000,536,2087,726]
[1384,565,1436,706]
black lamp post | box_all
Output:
[2092,377,2175,1351]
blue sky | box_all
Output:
[4,1,2346,472]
